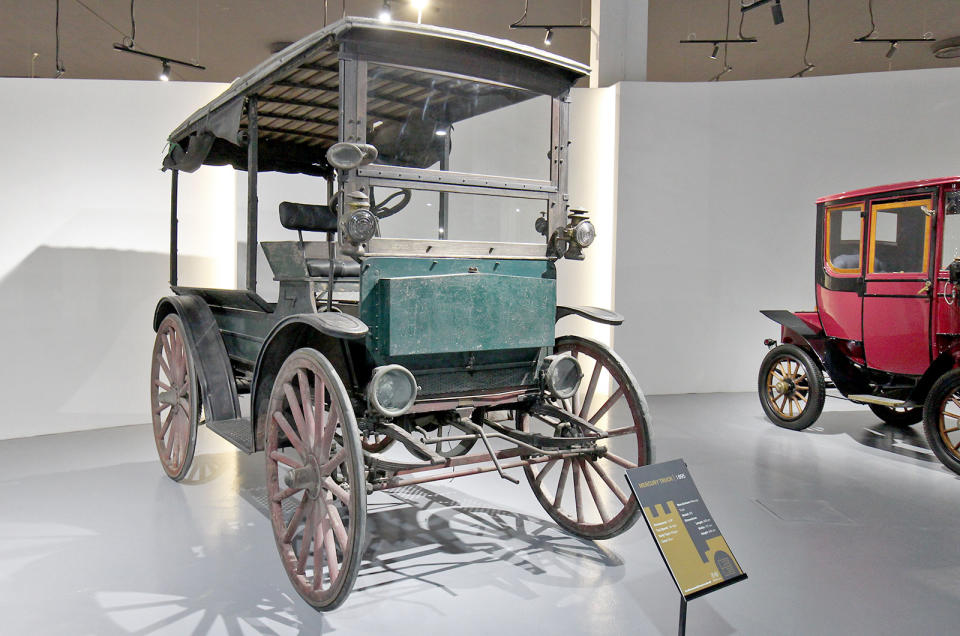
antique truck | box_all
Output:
[150,18,651,610]
[759,177,960,476]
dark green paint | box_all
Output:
[361,257,556,363]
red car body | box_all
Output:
[759,177,960,474]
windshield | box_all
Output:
[366,63,551,181]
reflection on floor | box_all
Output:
[2,392,959,635]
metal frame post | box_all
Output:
[547,92,570,242]
[246,96,259,292]
[170,169,179,286]
[439,134,450,239]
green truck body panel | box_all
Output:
[360,257,556,363]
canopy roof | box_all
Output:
[162,17,589,177]
[818,176,960,204]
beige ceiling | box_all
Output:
[0,1,590,82]
[648,0,960,81]
[2,1,960,84]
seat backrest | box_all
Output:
[279,201,338,233]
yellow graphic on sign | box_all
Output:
[644,501,743,595]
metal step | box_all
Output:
[847,394,907,408]
[207,418,255,454]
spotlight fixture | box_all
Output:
[741,0,785,26]
[679,37,757,53]
[853,36,934,55]
[854,0,934,58]
[435,126,449,137]
[771,0,784,25]
[379,1,391,22]
[509,1,589,45]
[114,44,206,78]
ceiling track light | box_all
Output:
[853,36,935,59]
[741,0,785,26]
[679,38,758,60]
[113,44,206,81]
[379,1,391,23]
[509,1,589,46]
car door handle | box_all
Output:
[919,281,932,295]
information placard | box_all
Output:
[625,458,746,600]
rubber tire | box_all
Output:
[923,369,960,476]
[758,344,825,431]
[868,403,922,426]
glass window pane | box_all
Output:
[373,185,546,244]
[871,200,930,274]
[942,213,960,269]
[825,204,862,274]
[366,63,550,180]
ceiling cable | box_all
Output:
[129,0,136,44]
[710,0,735,81]
[791,0,815,77]
[55,0,65,77]
[859,0,877,41]
[72,0,126,37]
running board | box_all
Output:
[207,418,255,454]
[847,394,907,408]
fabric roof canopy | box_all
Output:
[162,17,589,177]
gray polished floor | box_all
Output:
[2,392,958,635]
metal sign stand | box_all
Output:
[678,595,687,636]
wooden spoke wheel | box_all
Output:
[521,336,652,540]
[758,344,825,431]
[923,369,960,476]
[265,348,366,611]
[150,314,199,481]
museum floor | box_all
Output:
[2,392,958,635]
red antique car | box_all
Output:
[759,177,960,475]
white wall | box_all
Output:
[0,78,232,440]
[612,67,960,395]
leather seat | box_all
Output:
[306,259,361,278]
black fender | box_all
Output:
[556,305,624,326]
[154,295,241,423]
[250,312,369,451]
[760,309,871,396]
[907,348,960,406]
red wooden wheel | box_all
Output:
[150,314,199,482]
[521,336,652,540]
[265,348,366,610]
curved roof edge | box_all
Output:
[167,17,590,144]
[818,176,960,203]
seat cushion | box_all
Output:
[306,258,361,278]
[279,201,338,233]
